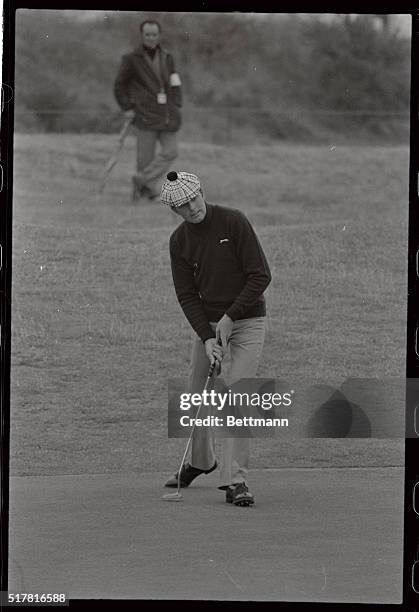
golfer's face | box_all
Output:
[174,193,207,223]
[142,24,160,49]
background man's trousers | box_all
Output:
[136,128,178,196]
[188,317,266,489]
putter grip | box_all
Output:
[207,339,222,379]
[208,361,216,379]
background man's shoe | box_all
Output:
[132,174,150,202]
[146,191,159,201]
[225,482,255,506]
[141,185,159,201]
[164,461,218,488]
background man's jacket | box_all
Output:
[114,45,182,132]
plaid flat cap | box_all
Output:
[160,171,201,207]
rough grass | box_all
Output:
[10,134,408,475]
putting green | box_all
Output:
[8,467,403,602]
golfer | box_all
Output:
[161,171,271,506]
[114,19,182,201]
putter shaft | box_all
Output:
[174,361,217,497]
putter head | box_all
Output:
[162,491,183,502]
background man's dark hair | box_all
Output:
[140,20,162,33]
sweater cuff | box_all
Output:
[200,329,216,343]
[225,306,241,322]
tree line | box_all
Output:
[14,11,411,141]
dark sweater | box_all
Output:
[169,203,272,343]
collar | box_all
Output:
[143,44,159,59]
[136,43,162,57]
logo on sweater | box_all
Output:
[219,238,229,244]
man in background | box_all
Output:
[114,19,182,201]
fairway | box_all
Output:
[10,134,408,476]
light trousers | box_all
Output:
[136,129,178,196]
[188,317,266,488]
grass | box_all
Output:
[10,134,408,475]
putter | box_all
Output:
[162,359,220,502]
[98,117,133,194]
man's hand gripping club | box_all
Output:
[204,338,223,374]
[216,313,233,350]
[204,313,234,374]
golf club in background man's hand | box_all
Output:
[161,171,271,507]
